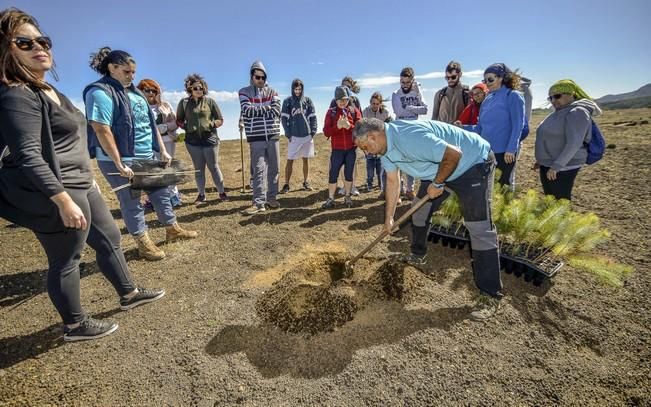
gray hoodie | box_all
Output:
[535,99,602,171]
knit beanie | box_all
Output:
[334,86,349,101]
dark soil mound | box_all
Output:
[255,252,408,334]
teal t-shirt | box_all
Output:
[84,87,154,161]
[380,120,490,182]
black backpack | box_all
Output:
[439,84,470,107]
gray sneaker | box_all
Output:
[469,295,502,322]
[120,287,165,311]
[321,198,336,209]
[279,184,290,194]
[351,187,360,196]
[63,317,118,342]
[242,205,266,215]
[344,195,353,208]
[398,253,427,267]
[302,181,313,191]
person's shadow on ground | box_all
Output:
[205,300,468,379]
[0,307,122,369]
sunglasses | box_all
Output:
[445,75,458,81]
[547,94,564,101]
[142,88,158,95]
[12,36,52,51]
[482,77,497,84]
[190,86,204,91]
[254,75,266,80]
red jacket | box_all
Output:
[323,106,361,150]
[458,101,481,125]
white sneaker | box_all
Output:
[351,187,360,196]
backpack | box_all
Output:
[585,120,605,165]
[439,85,470,107]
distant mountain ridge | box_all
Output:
[596,83,651,104]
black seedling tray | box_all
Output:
[428,223,470,250]
[499,246,564,286]
[428,227,564,286]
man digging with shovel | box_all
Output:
[353,118,503,321]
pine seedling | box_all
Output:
[567,254,634,287]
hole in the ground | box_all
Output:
[256,252,409,335]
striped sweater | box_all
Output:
[239,61,281,143]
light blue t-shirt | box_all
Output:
[84,88,154,161]
[380,120,490,182]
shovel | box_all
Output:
[345,195,430,273]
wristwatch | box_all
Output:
[432,181,445,189]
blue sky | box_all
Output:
[8,0,651,139]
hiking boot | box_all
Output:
[302,181,313,191]
[469,295,502,322]
[344,195,353,208]
[194,194,206,204]
[218,192,229,201]
[120,287,166,310]
[321,198,336,209]
[134,232,166,261]
[266,200,281,209]
[279,184,290,194]
[336,187,345,196]
[64,317,118,342]
[165,222,199,242]
[405,190,416,200]
[351,187,360,196]
[398,253,427,268]
[242,205,266,215]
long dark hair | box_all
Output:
[89,46,135,76]
[0,7,57,89]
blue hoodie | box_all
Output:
[464,85,525,154]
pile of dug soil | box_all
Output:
[255,250,410,335]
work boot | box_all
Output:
[165,222,199,242]
[134,232,166,261]
[469,295,502,322]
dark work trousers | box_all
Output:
[365,156,383,189]
[410,158,503,298]
[539,166,580,201]
[494,152,516,189]
[35,185,135,325]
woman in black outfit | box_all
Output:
[0,8,165,342]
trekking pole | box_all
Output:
[239,126,246,193]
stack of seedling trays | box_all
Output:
[424,187,622,287]
[428,222,470,250]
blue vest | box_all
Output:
[83,76,159,159]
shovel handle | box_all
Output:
[347,195,431,266]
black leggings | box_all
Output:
[539,166,580,201]
[494,152,516,188]
[328,148,356,184]
[35,185,135,324]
